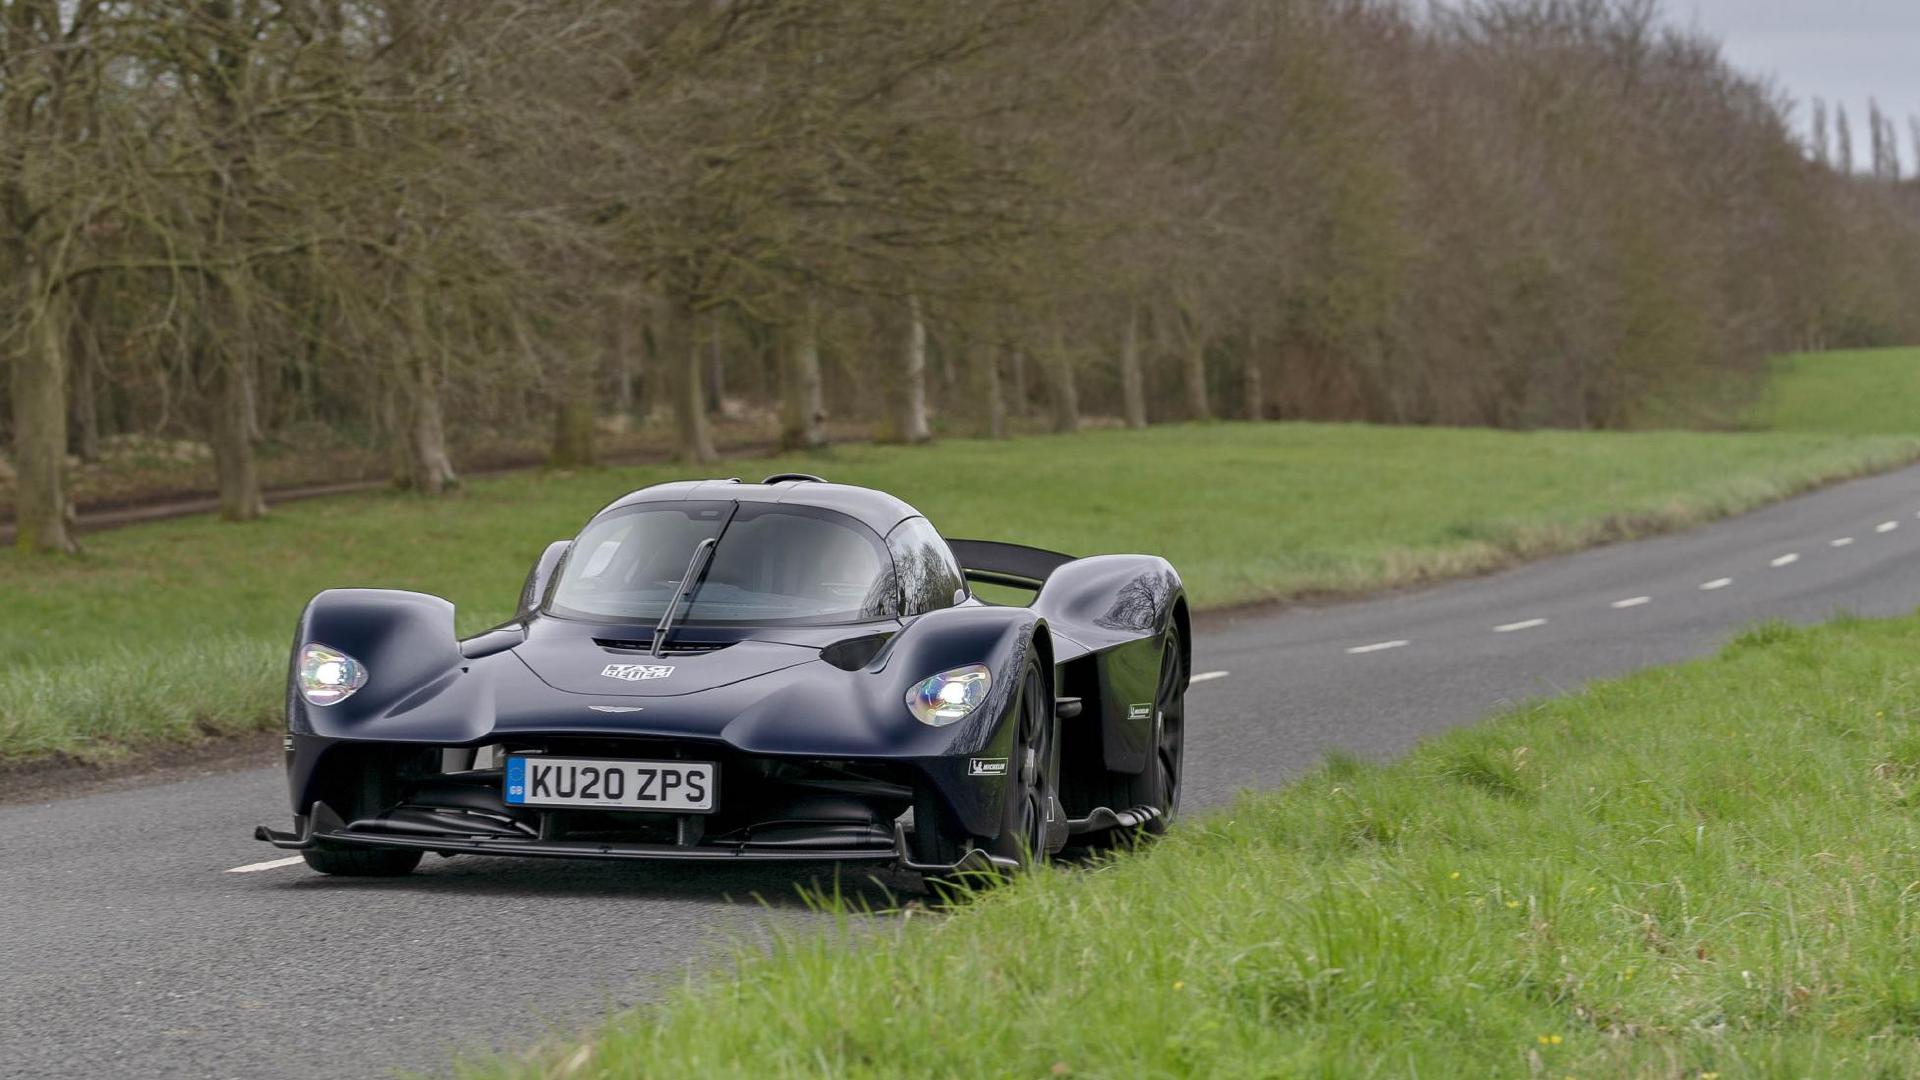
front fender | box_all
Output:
[286,589,467,812]
[288,589,464,737]
[866,605,1044,756]
[777,605,1044,839]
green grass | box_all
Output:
[5,418,1920,765]
[462,611,1920,1078]
[1755,347,1920,434]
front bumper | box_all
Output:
[255,801,1016,875]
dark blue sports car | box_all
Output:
[256,475,1189,878]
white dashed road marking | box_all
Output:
[227,856,306,874]
[1315,500,1913,662]
[1346,640,1410,655]
[1189,670,1230,684]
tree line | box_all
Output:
[5,0,1919,552]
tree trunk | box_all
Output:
[11,277,79,554]
[1183,332,1210,421]
[411,385,457,491]
[395,284,458,492]
[779,296,827,450]
[398,358,458,491]
[670,293,718,464]
[608,295,636,421]
[68,301,101,462]
[897,295,932,444]
[705,314,726,417]
[1242,328,1264,421]
[1008,347,1028,419]
[211,352,267,521]
[198,275,267,522]
[980,343,1006,439]
[549,393,596,467]
[644,297,671,423]
[1044,329,1080,434]
[1118,303,1147,429]
[936,333,957,396]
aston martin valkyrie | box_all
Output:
[255,475,1189,878]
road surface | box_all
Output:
[6,464,1920,1078]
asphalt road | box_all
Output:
[8,463,1920,1079]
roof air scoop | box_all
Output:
[762,472,826,485]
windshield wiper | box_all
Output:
[651,503,738,656]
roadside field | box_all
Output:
[4,415,1920,765]
[1755,346,1920,434]
[466,611,1920,1078]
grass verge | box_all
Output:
[463,610,1920,1078]
[4,419,1920,765]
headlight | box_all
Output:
[297,642,368,706]
[906,664,991,727]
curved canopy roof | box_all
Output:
[596,478,923,536]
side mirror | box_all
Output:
[518,540,572,616]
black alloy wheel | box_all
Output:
[1144,631,1185,833]
[987,658,1056,868]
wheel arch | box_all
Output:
[1171,595,1192,683]
[1031,619,1056,695]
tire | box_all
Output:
[301,844,423,877]
[1078,628,1185,847]
[911,657,1056,877]
[981,659,1057,868]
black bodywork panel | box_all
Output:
[259,478,1185,870]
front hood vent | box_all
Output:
[594,637,733,656]
[819,632,893,672]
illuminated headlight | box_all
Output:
[297,642,368,706]
[906,664,991,727]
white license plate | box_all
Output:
[504,756,716,813]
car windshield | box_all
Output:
[546,501,900,625]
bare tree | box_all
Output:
[3,0,113,553]
[894,296,932,444]
[8,0,1920,534]
[1869,101,1896,180]
[778,293,827,451]
[1178,305,1210,422]
[1242,329,1264,421]
[66,279,102,462]
[666,294,717,464]
[1042,328,1080,434]
[1810,97,1830,168]
[1117,303,1147,429]
[978,342,1007,439]
[1835,103,1855,174]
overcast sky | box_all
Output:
[1675,0,1920,172]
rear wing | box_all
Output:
[945,539,1076,591]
